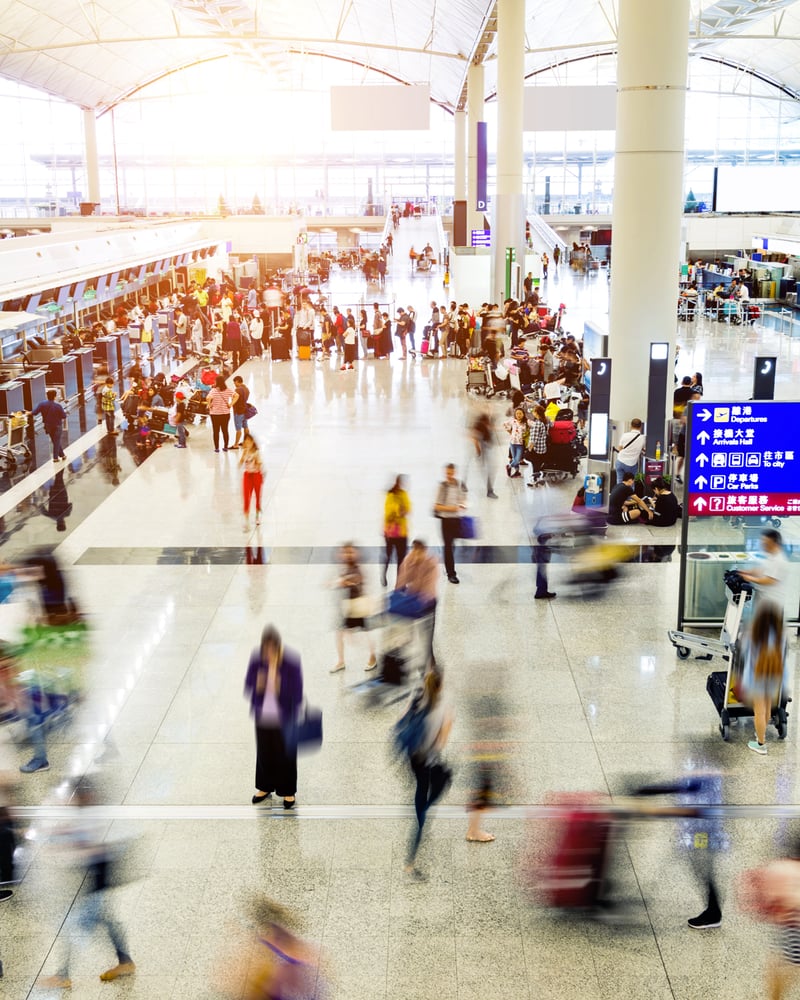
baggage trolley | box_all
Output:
[465,358,491,396]
[0,418,31,469]
[668,570,752,662]
[706,659,790,742]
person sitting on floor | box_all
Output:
[607,472,653,525]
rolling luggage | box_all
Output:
[550,419,577,444]
[298,345,312,360]
[420,338,430,356]
[270,337,289,361]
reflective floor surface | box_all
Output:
[0,254,799,999]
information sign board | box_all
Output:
[687,400,800,516]
[471,230,491,248]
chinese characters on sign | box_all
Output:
[687,402,800,516]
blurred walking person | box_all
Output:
[466,409,498,498]
[244,625,302,810]
[240,431,264,532]
[382,475,411,588]
[39,782,135,988]
[740,603,788,755]
[397,668,453,879]
[329,544,377,673]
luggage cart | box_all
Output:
[668,570,752,662]
[706,657,790,742]
[465,359,491,396]
[0,417,31,469]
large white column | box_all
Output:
[82,108,101,206]
[454,110,466,202]
[608,0,689,429]
[492,0,526,303]
[466,61,485,239]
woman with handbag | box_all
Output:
[329,544,377,674]
[244,625,303,810]
[381,475,411,588]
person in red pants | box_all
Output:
[240,431,264,532]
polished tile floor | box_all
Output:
[1,255,799,999]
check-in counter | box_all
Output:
[46,356,79,398]
[70,347,96,393]
[16,369,47,411]
[0,381,25,416]
[93,337,119,376]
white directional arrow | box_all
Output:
[697,453,709,467]
[695,475,708,489]
[697,430,710,445]
[693,497,708,511]
[698,408,712,423]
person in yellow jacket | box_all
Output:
[382,475,411,588]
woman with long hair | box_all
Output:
[240,430,264,532]
[381,475,411,588]
[244,626,302,809]
[206,374,233,452]
[742,603,787,755]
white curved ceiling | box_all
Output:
[1,0,800,113]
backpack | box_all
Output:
[407,317,416,335]
[392,692,427,757]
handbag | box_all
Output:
[244,402,258,420]
[388,588,432,620]
[283,702,323,753]
[459,515,478,540]
[344,595,379,620]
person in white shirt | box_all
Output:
[249,311,264,358]
[614,418,646,482]
[739,529,789,612]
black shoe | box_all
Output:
[251,792,271,805]
[283,797,296,810]
[534,591,556,600]
[448,574,460,584]
[487,490,498,499]
[688,909,721,930]
[0,890,12,902]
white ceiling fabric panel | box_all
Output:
[0,0,798,113]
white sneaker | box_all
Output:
[243,520,250,533]
[747,740,767,755]
[255,514,261,525]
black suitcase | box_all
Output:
[270,337,289,361]
[380,651,406,686]
[706,671,728,715]
[149,408,169,432]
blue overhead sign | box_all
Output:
[687,400,800,516]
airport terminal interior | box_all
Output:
[0,1,800,999]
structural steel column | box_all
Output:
[608,0,689,426]
[466,60,486,240]
[492,0,525,302]
[82,108,101,206]
[454,110,467,202]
